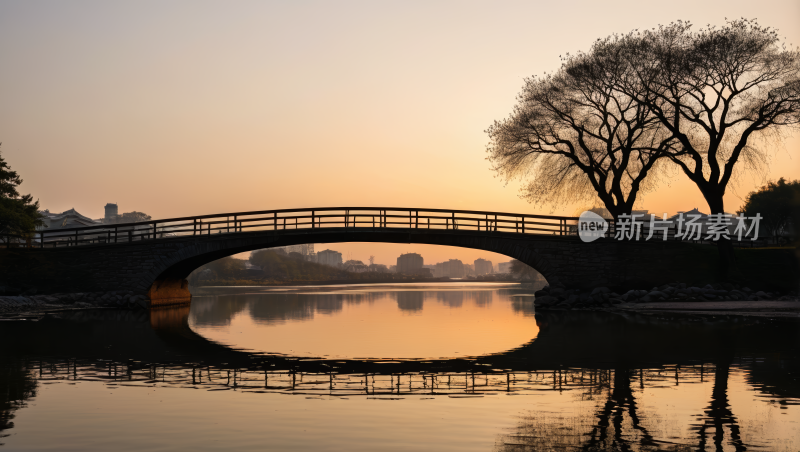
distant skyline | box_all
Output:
[1,0,798,265]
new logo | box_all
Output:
[578,211,608,243]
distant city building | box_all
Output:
[369,263,389,273]
[343,260,369,273]
[434,259,465,278]
[397,253,424,275]
[38,208,99,230]
[474,258,493,276]
[317,249,343,267]
[268,244,316,259]
[104,203,119,223]
[465,263,475,277]
[498,261,513,273]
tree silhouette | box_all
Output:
[741,178,800,244]
[608,20,800,269]
[487,44,677,218]
[0,146,43,236]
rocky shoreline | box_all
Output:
[0,291,148,316]
[533,282,799,309]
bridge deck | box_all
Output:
[10,207,585,248]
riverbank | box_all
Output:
[530,282,800,319]
[193,276,520,287]
[618,300,800,318]
[0,291,147,319]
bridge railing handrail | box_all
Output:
[11,206,581,248]
[1,206,775,249]
[30,206,581,235]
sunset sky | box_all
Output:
[1,0,798,265]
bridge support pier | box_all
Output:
[147,278,192,308]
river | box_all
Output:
[1,282,798,451]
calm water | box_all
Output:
[1,282,799,451]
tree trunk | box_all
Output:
[703,189,739,280]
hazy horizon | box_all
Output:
[2,0,798,265]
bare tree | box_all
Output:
[612,20,800,267]
[619,20,799,214]
[487,43,677,219]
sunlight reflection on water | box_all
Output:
[0,283,798,451]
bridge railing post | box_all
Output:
[522,217,525,233]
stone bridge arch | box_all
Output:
[144,227,563,305]
[1,219,722,306]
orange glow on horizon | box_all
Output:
[0,1,797,264]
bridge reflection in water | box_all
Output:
[2,303,799,451]
[27,358,713,397]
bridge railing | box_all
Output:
[2,207,774,249]
[3,207,582,249]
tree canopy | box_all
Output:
[119,211,151,223]
[487,40,676,218]
[488,19,800,221]
[741,177,800,243]
[249,249,350,281]
[0,146,43,236]
[611,19,800,215]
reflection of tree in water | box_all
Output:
[190,295,250,326]
[494,366,756,452]
[493,363,765,451]
[0,359,37,445]
[581,368,664,451]
[395,291,424,312]
[694,361,746,452]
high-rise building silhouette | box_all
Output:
[317,249,343,267]
[397,253,424,274]
[474,258,493,276]
[435,259,465,278]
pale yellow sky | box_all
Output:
[1,0,798,265]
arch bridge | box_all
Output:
[1,207,713,305]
